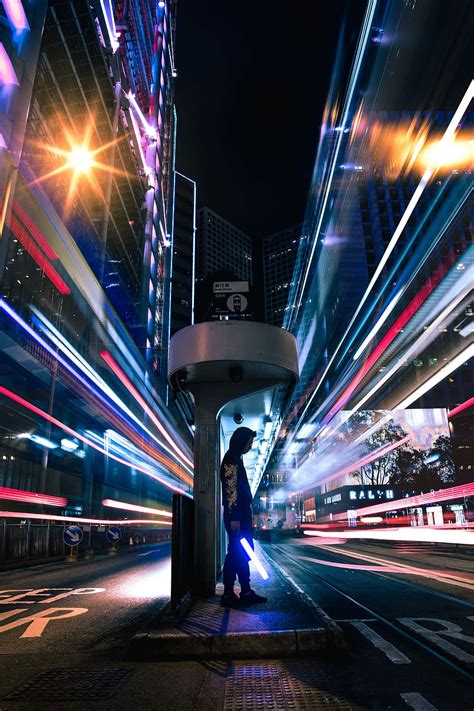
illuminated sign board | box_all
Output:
[212,280,253,319]
[349,489,394,501]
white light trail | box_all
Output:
[352,292,403,360]
[30,306,193,475]
[343,273,473,416]
[286,0,379,333]
[126,91,157,139]
[102,499,172,518]
[294,80,474,428]
[396,344,474,409]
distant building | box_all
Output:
[170,172,196,336]
[195,208,253,284]
[263,225,303,327]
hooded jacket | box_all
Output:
[220,427,256,529]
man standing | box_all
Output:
[220,426,268,606]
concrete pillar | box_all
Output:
[193,399,218,597]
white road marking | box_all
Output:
[0,587,105,604]
[398,617,474,663]
[400,692,438,710]
[0,589,32,600]
[138,550,162,557]
[0,607,88,638]
[348,620,411,664]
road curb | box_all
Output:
[130,625,345,660]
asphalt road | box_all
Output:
[0,537,473,710]
[0,542,171,657]
[263,538,474,710]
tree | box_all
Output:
[351,418,409,486]
[427,435,456,485]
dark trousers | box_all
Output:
[223,529,253,595]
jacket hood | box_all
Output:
[228,426,257,455]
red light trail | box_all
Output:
[0,487,67,508]
[9,215,70,295]
[448,396,474,419]
[0,386,189,495]
[100,351,193,469]
[321,252,457,425]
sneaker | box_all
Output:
[239,590,268,605]
[220,592,240,607]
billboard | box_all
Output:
[308,409,456,494]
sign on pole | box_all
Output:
[212,281,253,320]
[63,526,83,547]
[106,526,122,545]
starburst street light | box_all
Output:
[67,145,94,174]
[28,119,130,216]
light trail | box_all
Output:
[100,350,194,469]
[0,386,189,495]
[321,251,460,425]
[13,201,59,260]
[448,397,474,418]
[303,527,474,547]
[29,305,193,476]
[395,344,474,409]
[0,511,172,526]
[0,299,192,481]
[0,487,67,508]
[285,0,379,334]
[315,482,474,522]
[343,276,472,419]
[295,550,474,589]
[352,292,403,361]
[303,435,410,490]
[102,499,173,517]
[292,80,474,431]
[9,215,70,295]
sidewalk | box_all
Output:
[131,542,344,660]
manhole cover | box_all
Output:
[224,661,353,710]
[5,668,133,701]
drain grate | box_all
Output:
[224,660,353,710]
[5,668,133,701]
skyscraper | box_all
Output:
[1,0,177,387]
[263,225,303,327]
[0,1,193,522]
[195,207,253,284]
[170,171,196,335]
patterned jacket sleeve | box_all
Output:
[222,462,239,518]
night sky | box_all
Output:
[175,1,366,240]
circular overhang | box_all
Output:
[168,320,299,386]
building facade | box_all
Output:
[263,225,303,327]
[0,1,193,530]
[170,171,196,336]
[195,207,253,284]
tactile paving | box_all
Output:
[5,668,133,700]
[224,660,353,710]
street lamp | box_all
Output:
[67,145,94,174]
